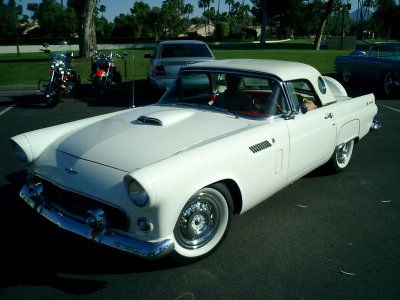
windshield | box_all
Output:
[50,41,73,67]
[160,43,213,58]
[159,70,288,119]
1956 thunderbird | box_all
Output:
[10,59,380,263]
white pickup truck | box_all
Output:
[11,59,380,263]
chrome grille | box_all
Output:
[39,178,130,230]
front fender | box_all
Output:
[10,109,132,164]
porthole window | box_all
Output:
[318,76,327,94]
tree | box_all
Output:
[215,21,229,40]
[183,3,194,19]
[313,0,334,50]
[130,1,151,38]
[99,4,105,18]
[26,3,39,20]
[370,0,399,40]
[68,0,97,58]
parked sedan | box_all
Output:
[144,40,215,90]
[334,42,400,96]
[11,59,379,264]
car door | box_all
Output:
[284,80,337,180]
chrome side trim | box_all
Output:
[20,183,174,259]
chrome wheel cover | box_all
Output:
[337,141,353,165]
[175,192,220,249]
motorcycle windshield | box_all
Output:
[51,42,72,68]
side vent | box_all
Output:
[249,140,272,153]
[137,116,163,126]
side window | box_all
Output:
[286,80,319,112]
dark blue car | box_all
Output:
[334,42,400,97]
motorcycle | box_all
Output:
[90,49,127,96]
[39,42,80,107]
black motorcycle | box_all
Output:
[39,42,80,107]
[90,49,127,96]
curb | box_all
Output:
[0,85,38,91]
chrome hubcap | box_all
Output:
[385,74,393,94]
[175,194,219,249]
[337,142,351,164]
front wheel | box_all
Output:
[171,183,233,263]
[381,71,394,97]
[45,83,60,107]
[329,140,354,172]
[340,70,351,83]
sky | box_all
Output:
[17,0,362,22]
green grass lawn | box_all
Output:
[0,41,351,86]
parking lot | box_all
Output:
[0,82,399,299]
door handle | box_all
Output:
[325,113,333,119]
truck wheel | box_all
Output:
[329,140,354,172]
[172,183,233,263]
[382,71,394,97]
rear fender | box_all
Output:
[96,69,106,77]
[337,120,360,145]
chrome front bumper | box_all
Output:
[20,183,174,259]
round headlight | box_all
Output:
[127,179,149,207]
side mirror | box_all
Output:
[144,53,153,59]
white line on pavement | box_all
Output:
[0,105,15,116]
[381,104,400,113]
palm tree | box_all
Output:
[183,3,194,19]
[99,4,106,18]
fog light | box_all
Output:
[137,217,151,232]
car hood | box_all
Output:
[53,105,249,172]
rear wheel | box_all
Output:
[94,77,106,96]
[329,140,354,172]
[172,183,233,263]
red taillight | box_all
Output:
[47,69,52,74]
[154,66,166,76]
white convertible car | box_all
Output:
[11,59,380,263]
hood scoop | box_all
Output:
[134,110,196,127]
[137,116,162,126]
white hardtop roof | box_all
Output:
[185,59,322,82]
